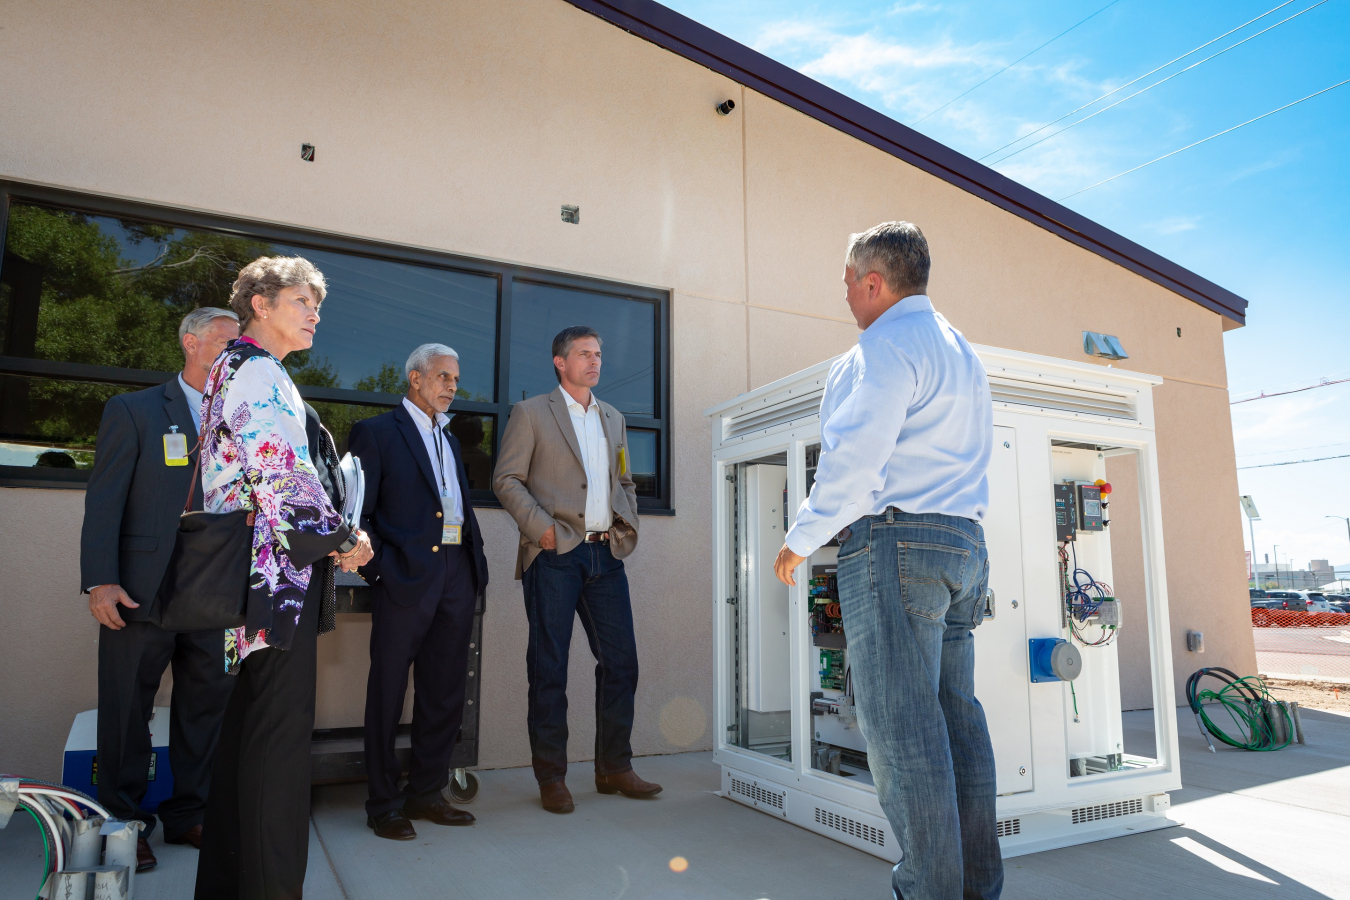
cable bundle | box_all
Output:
[1184,668,1295,752]
[1059,543,1117,646]
[0,776,110,899]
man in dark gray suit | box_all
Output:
[80,307,240,871]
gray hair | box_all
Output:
[178,307,239,347]
[405,343,460,379]
[845,221,931,296]
[228,256,328,329]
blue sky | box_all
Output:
[663,0,1350,575]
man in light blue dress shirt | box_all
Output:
[774,222,1000,900]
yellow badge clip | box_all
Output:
[164,426,189,467]
[617,446,628,476]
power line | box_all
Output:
[1239,440,1350,458]
[911,0,1122,126]
[1238,453,1350,470]
[1059,76,1350,200]
[978,0,1300,162]
[1232,375,1350,404]
[989,0,1327,167]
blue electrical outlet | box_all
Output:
[1029,638,1082,683]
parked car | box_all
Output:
[1324,595,1350,614]
[1250,588,1268,600]
[1262,590,1332,613]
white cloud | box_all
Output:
[887,2,938,15]
[1224,148,1301,185]
[749,16,1130,195]
[1149,215,1201,235]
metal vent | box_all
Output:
[995,818,1021,837]
[730,776,785,811]
[814,807,886,847]
[989,375,1136,422]
[724,389,824,440]
[1071,798,1143,825]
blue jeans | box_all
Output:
[522,542,639,785]
[836,508,1002,900]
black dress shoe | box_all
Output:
[367,810,417,840]
[405,796,475,826]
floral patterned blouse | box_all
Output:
[199,336,345,673]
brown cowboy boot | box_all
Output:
[595,769,662,798]
[539,779,575,814]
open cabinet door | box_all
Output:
[974,426,1035,794]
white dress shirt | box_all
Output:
[402,397,464,524]
[784,295,993,558]
[558,385,612,532]
[179,374,204,432]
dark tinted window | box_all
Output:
[0,191,669,508]
[277,246,497,401]
[508,281,656,416]
[0,375,139,469]
[0,202,498,396]
[627,428,658,499]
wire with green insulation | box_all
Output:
[1185,667,1293,752]
[20,804,51,900]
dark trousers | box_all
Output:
[364,543,477,817]
[96,619,233,841]
[195,580,321,900]
[522,541,638,785]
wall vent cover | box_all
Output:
[724,389,824,440]
[995,818,1021,837]
[814,807,886,847]
[989,375,1137,422]
[729,776,785,813]
[1071,798,1143,825]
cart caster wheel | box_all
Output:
[447,771,479,803]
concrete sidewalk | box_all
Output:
[3,707,1347,899]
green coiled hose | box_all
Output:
[1186,666,1293,752]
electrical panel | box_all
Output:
[819,649,845,691]
[1054,483,1077,541]
[1076,483,1104,532]
[809,567,844,648]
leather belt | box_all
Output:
[583,531,610,543]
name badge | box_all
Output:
[164,427,188,467]
[441,495,462,545]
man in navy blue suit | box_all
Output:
[348,343,490,840]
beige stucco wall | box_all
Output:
[0,0,1252,780]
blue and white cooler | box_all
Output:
[62,707,174,811]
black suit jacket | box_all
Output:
[80,376,202,619]
[348,404,489,608]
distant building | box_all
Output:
[1255,562,1342,590]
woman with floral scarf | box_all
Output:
[194,256,372,900]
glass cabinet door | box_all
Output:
[724,453,794,763]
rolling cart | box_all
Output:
[310,571,484,802]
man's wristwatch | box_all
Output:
[337,532,359,554]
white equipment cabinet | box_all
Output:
[704,345,1181,861]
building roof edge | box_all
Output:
[565,0,1248,326]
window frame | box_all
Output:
[0,182,674,513]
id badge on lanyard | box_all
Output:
[163,425,189,466]
[441,494,462,545]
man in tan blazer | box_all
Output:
[493,325,661,814]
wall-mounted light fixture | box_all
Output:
[716,99,736,116]
[301,143,316,162]
[1083,331,1127,360]
[561,205,580,224]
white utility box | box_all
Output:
[704,345,1180,860]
